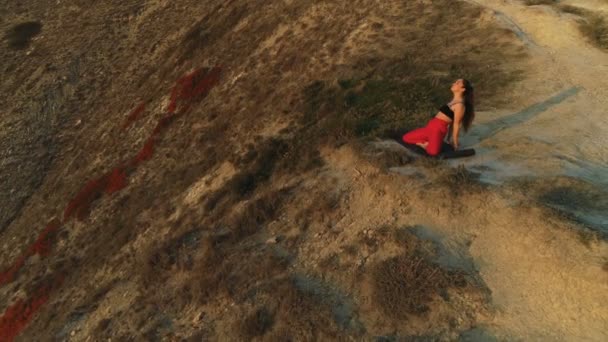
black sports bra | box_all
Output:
[437,101,464,120]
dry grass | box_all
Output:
[1,0,528,339]
[524,0,556,5]
[188,237,289,304]
[508,176,608,242]
[371,231,468,320]
[228,187,292,243]
[294,189,343,230]
[553,4,608,50]
[264,278,344,341]
[139,230,199,289]
[579,14,608,49]
[240,307,275,338]
[372,254,467,320]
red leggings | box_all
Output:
[402,118,449,156]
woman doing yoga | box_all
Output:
[402,79,475,156]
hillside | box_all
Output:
[1,0,607,341]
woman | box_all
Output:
[402,79,475,156]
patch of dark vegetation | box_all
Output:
[240,307,275,338]
[188,237,290,304]
[558,4,588,16]
[523,0,556,5]
[531,178,608,239]
[229,187,292,242]
[371,231,468,320]
[363,141,413,169]
[541,186,603,209]
[93,318,112,337]
[513,176,608,240]
[264,277,348,340]
[5,21,42,50]
[372,254,467,319]
[432,165,484,196]
[357,226,392,256]
[139,230,200,289]
[205,139,289,211]
[578,14,608,49]
[175,4,249,64]
[554,4,608,50]
[576,228,602,247]
[141,187,292,303]
[294,188,343,230]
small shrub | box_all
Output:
[230,188,290,242]
[523,0,556,5]
[558,5,589,16]
[5,21,42,50]
[579,14,608,49]
[372,254,466,320]
[240,307,274,338]
[438,165,482,195]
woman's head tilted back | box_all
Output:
[450,78,475,132]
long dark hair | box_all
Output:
[462,79,475,132]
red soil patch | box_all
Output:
[0,67,222,341]
[64,67,222,222]
[0,276,63,342]
[0,257,27,288]
[104,167,128,195]
[167,66,222,114]
[121,102,146,130]
[0,220,60,286]
[134,138,156,164]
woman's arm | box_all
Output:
[451,104,465,149]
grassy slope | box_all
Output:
[4,0,586,340]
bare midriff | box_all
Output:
[435,112,453,123]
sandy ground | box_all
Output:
[462,0,608,183]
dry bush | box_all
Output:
[554,4,608,50]
[4,21,42,49]
[294,188,343,229]
[240,307,275,338]
[370,230,468,320]
[510,176,607,241]
[229,187,292,243]
[437,165,483,195]
[205,139,291,214]
[579,14,608,49]
[364,144,414,169]
[372,254,467,320]
[558,4,589,16]
[189,237,289,304]
[265,278,344,341]
[138,230,200,289]
[524,0,556,5]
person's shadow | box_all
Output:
[465,86,581,146]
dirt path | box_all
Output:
[434,0,608,339]
[461,0,608,186]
